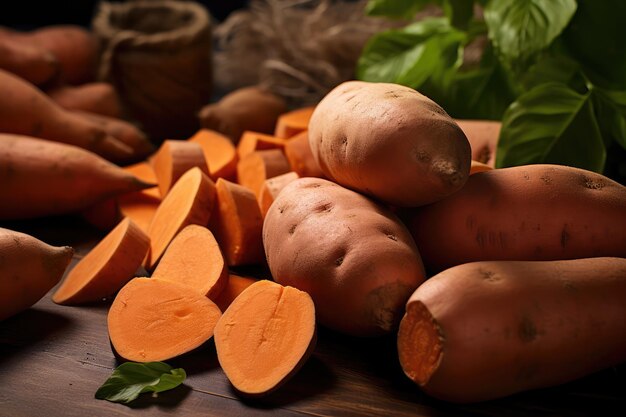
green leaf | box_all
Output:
[593,89,626,149]
[95,362,186,404]
[522,55,581,90]
[562,0,626,89]
[484,0,577,65]
[365,0,432,19]
[357,18,465,90]
[496,83,606,173]
[443,0,474,30]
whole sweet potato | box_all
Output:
[455,119,501,167]
[308,81,471,207]
[406,164,626,272]
[263,177,426,337]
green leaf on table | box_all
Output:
[562,0,626,89]
[95,362,186,404]
[365,0,433,19]
[484,0,577,65]
[496,82,606,173]
[443,0,474,30]
[357,18,465,90]
[593,89,626,149]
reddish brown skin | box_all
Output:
[47,83,122,118]
[455,119,501,167]
[407,164,626,273]
[398,258,626,403]
[263,177,426,337]
[0,36,59,86]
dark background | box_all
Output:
[0,0,248,28]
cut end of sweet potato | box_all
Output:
[108,277,222,362]
[397,300,444,387]
[188,129,238,180]
[152,225,228,299]
[274,107,315,139]
[214,274,259,312]
[151,140,209,197]
[53,217,149,305]
[215,280,316,396]
[469,160,493,175]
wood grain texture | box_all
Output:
[1,217,625,416]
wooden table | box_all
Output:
[1,217,625,416]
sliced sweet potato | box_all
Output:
[274,106,315,139]
[258,171,299,217]
[151,140,209,197]
[214,274,259,312]
[237,149,291,198]
[188,129,238,180]
[237,131,287,159]
[284,131,325,178]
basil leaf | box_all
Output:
[357,18,465,90]
[496,83,606,173]
[593,89,626,149]
[562,0,626,89]
[443,0,474,30]
[484,0,577,65]
[365,0,433,19]
[95,362,186,404]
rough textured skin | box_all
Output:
[263,177,426,337]
[407,164,626,272]
[398,258,626,403]
[308,81,471,207]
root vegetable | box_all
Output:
[152,225,228,299]
[275,106,315,139]
[259,172,299,218]
[151,140,209,197]
[237,149,291,198]
[237,131,287,159]
[52,218,149,305]
[214,280,316,396]
[0,134,153,219]
[398,258,626,403]
[284,131,325,178]
[214,274,258,312]
[108,277,222,362]
[188,129,238,180]
[309,81,471,207]
[263,177,426,336]
[0,228,73,321]
[46,83,121,118]
[469,160,493,175]
[0,36,59,86]
[455,119,501,168]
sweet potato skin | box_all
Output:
[455,119,501,168]
[309,81,471,207]
[398,258,626,403]
[263,177,426,336]
[407,164,626,272]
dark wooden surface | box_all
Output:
[1,217,626,417]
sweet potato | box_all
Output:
[145,167,216,269]
[0,25,97,85]
[237,131,287,159]
[188,129,238,180]
[152,225,228,299]
[209,178,265,266]
[406,164,626,272]
[258,171,299,218]
[0,228,73,321]
[398,257,626,403]
[0,69,149,162]
[215,280,316,396]
[309,81,471,207]
[0,35,59,86]
[0,134,153,219]
[117,162,161,233]
[214,274,258,312]
[151,140,209,197]
[198,86,287,142]
[108,277,222,362]
[46,83,121,118]
[284,131,325,178]
[121,162,161,200]
[455,119,501,167]
[275,106,315,139]
[237,149,291,198]
[53,218,149,305]
[263,177,426,336]
[469,160,493,175]
[80,197,121,231]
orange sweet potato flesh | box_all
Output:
[214,274,258,312]
[0,69,148,162]
[406,164,626,273]
[215,280,316,396]
[152,225,228,299]
[151,140,209,197]
[117,163,161,233]
[189,129,238,181]
[259,172,299,218]
[469,160,493,175]
[237,131,287,159]
[0,134,153,220]
[398,258,626,403]
[237,149,291,198]
[0,35,59,86]
[80,197,122,231]
[53,218,149,305]
[108,277,222,362]
[0,228,73,321]
[284,131,325,178]
[46,82,121,118]
[274,106,315,139]
[209,178,264,266]
[145,167,216,269]
[198,86,287,142]
[455,119,501,168]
